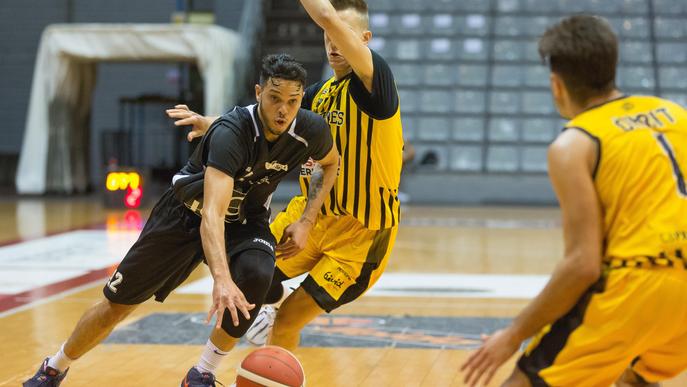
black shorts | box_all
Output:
[103,188,277,305]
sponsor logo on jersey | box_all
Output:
[323,271,345,288]
[265,161,288,172]
[300,158,316,176]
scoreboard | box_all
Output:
[104,170,145,208]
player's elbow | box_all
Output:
[200,211,224,234]
[567,252,602,285]
[579,264,601,285]
[315,7,338,29]
[324,153,340,169]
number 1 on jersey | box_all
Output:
[656,134,687,197]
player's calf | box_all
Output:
[269,287,324,350]
[24,299,138,386]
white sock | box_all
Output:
[195,339,229,375]
[47,343,73,372]
[273,283,293,309]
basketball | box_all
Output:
[235,346,305,387]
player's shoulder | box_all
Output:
[566,95,633,127]
[634,95,687,115]
[218,105,248,125]
[295,108,328,136]
[370,49,390,67]
[576,95,682,123]
[214,105,256,136]
[370,48,394,76]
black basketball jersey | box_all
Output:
[172,104,332,224]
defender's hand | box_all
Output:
[461,328,521,386]
[166,104,214,141]
[276,218,314,259]
[206,278,255,328]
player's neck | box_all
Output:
[572,89,624,118]
[333,66,353,80]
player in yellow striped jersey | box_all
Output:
[168,0,404,351]
[462,15,687,387]
[249,0,404,350]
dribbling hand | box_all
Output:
[207,279,255,328]
[460,328,521,386]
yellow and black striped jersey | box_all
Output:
[564,95,687,263]
[300,50,404,230]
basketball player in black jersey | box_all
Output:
[24,54,339,387]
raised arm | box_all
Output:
[201,166,255,328]
[299,0,374,91]
[461,128,603,386]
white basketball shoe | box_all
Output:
[246,284,294,346]
[245,304,277,346]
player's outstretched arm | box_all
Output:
[461,129,603,386]
[201,166,255,328]
[166,104,218,142]
[277,146,339,259]
[299,0,374,90]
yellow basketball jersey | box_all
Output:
[565,95,687,263]
[300,62,404,230]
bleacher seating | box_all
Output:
[371,0,683,174]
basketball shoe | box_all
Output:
[181,367,221,387]
[23,358,68,387]
[245,305,277,346]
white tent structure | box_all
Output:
[16,24,241,194]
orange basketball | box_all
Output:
[235,346,305,387]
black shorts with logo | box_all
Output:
[103,188,277,305]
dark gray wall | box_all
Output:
[0,0,69,154]
[0,0,247,188]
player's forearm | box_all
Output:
[301,162,337,223]
[508,257,600,343]
[200,215,231,281]
[299,0,336,29]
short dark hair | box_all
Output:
[259,54,307,87]
[331,0,369,27]
[538,15,618,105]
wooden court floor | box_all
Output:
[0,196,685,386]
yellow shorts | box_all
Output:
[270,196,397,312]
[518,267,687,386]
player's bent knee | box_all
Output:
[220,312,253,339]
[233,249,275,303]
[244,262,274,292]
[264,269,289,304]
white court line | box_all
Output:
[178,273,550,299]
[0,278,107,319]
[0,230,138,294]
